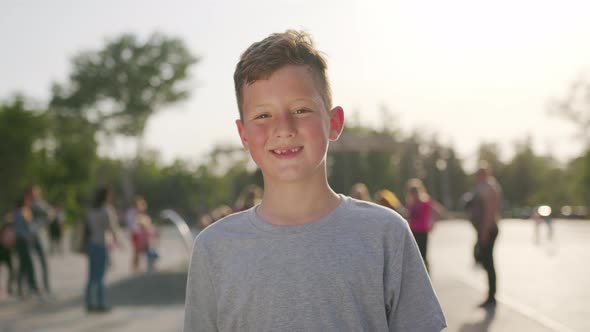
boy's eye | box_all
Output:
[294,108,311,114]
[254,113,269,119]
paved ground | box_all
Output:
[0,219,588,332]
[0,227,188,332]
[429,219,589,332]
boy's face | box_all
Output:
[236,65,343,184]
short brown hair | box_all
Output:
[233,30,332,119]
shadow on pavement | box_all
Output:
[6,269,187,319]
[109,270,187,306]
[1,270,188,332]
[457,307,496,332]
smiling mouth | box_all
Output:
[271,146,303,155]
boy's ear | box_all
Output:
[236,119,249,151]
[328,106,344,141]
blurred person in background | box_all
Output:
[0,212,16,297]
[198,213,214,229]
[404,178,444,271]
[13,190,40,299]
[461,191,483,266]
[210,205,233,222]
[349,182,372,201]
[532,205,553,244]
[28,185,52,293]
[129,200,159,273]
[84,186,121,313]
[48,204,65,255]
[137,214,159,273]
[233,184,263,212]
[470,161,502,308]
[126,196,146,272]
[374,189,406,216]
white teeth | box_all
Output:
[274,147,300,154]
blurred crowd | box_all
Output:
[0,166,577,313]
[0,184,160,313]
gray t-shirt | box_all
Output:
[86,206,118,246]
[184,195,446,332]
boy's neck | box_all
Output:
[257,180,341,226]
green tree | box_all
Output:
[51,32,199,199]
[500,137,567,209]
[566,150,590,207]
[549,76,590,209]
[44,112,98,204]
[423,141,468,209]
[528,155,570,207]
[549,76,590,147]
[396,132,426,190]
[476,142,505,176]
[578,151,590,207]
[328,123,400,196]
[0,97,50,211]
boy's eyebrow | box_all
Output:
[289,97,315,104]
[250,97,316,109]
[286,97,322,108]
[250,103,272,110]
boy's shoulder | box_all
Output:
[342,196,408,230]
[194,208,252,243]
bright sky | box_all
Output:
[2,0,589,167]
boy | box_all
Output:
[184,30,446,331]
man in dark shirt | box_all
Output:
[470,161,502,308]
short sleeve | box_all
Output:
[183,237,218,332]
[386,223,447,331]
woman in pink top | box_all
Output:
[405,178,444,271]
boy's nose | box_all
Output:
[274,113,296,138]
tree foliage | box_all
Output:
[51,33,199,138]
[0,97,48,212]
[49,32,199,201]
[549,76,590,147]
[548,75,590,208]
